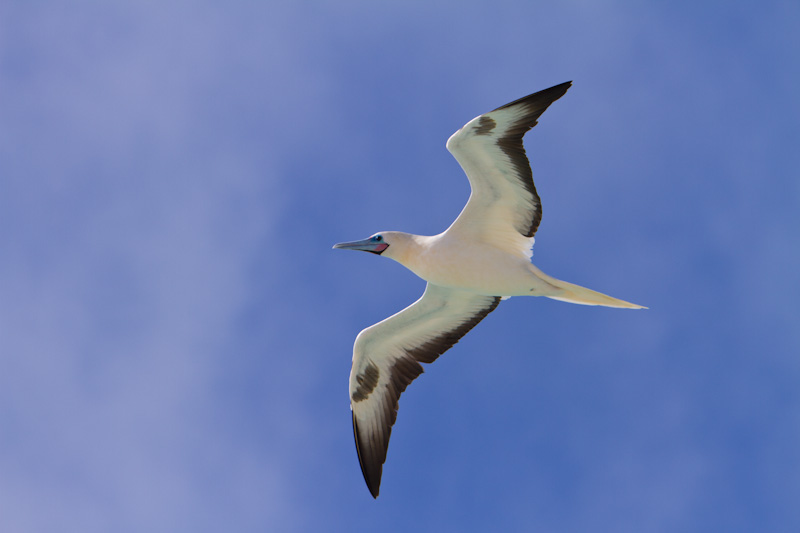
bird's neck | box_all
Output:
[387,233,437,272]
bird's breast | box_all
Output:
[403,240,537,297]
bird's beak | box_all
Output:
[332,238,389,255]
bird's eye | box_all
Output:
[373,235,383,242]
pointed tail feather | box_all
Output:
[544,278,646,309]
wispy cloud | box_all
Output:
[1,1,798,531]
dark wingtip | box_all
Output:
[492,80,573,113]
[352,411,382,499]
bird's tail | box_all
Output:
[546,281,646,308]
[533,267,646,309]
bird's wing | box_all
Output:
[445,81,572,259]
[350,283,501,498]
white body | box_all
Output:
[381,230,644,306]
[385,233,554,297]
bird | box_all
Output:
[333,81,645,498]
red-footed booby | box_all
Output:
[334,81,645,498]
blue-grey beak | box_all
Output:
[333,238,389,255]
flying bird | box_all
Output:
[333,81,645,498]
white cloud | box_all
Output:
[1,1,799,531]
[0,3,327,530]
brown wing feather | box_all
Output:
[350,287,501,498]
[490,81,572,237]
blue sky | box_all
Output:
[1,1,798,531]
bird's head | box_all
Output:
[333,231,417,261]
[332,232,392,255]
